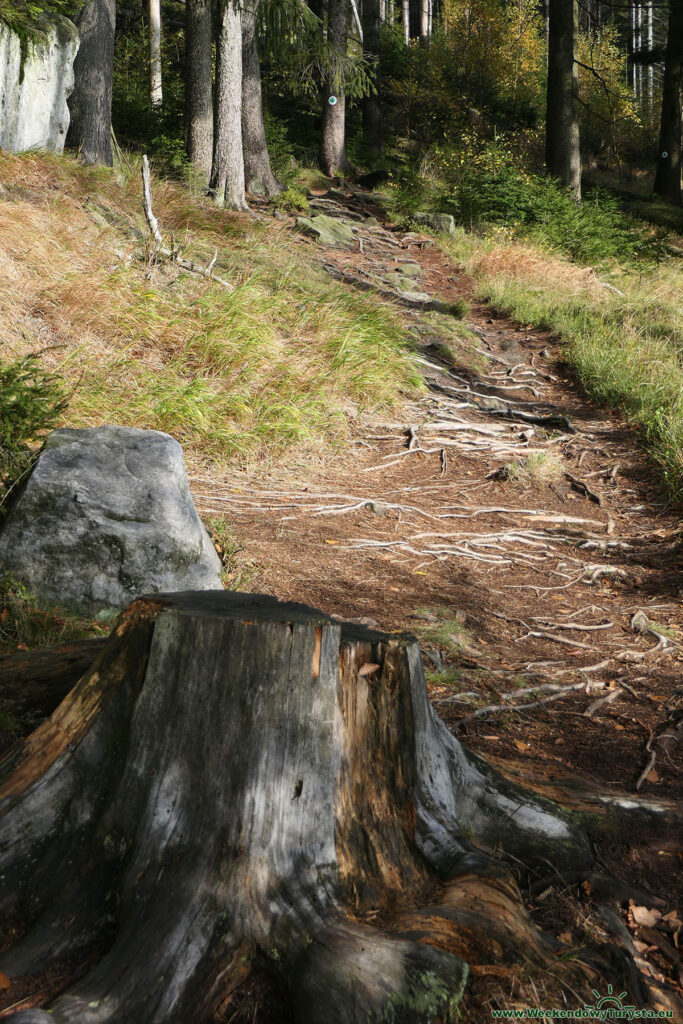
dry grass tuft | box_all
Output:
[469,243,605,297]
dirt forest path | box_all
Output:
[191,190,683,995]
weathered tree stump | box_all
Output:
[0,593,668,1022]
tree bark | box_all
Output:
[402,0,410,42]
[654,0,683,206]
[66,0,116,166]
[241,0,281,196]
[148,0,163,108]
[0,591,666,1023]
[545,0,581,200]
[362,0,384,157]
[185,0,214,180]
[210,0,249,210]
[319,0,349,176]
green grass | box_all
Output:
[425,665,464,689]
[441,230,683,503]
[412,606,472,655]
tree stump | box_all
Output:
[0,592,665,1022]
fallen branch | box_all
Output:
[141,155,235,291]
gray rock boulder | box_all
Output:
[0,15,79,154]
[0,426,223,613]
[413,212,456,237]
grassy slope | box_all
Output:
[0,152,422,471]
[441,230,683,502]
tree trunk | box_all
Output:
[185,0,214,181]
[210,0,249,210]
[0,591,666,1023]
[402,0,410,42]
[362,0,384,157]
[148,0,163,108]
[66,0,116,166]
[419,0,429,38]
[654,0,683,206]
[545,0,581,200]
[242,0,281,196]
[319,0,349,176]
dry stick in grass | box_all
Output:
[140,155,235,292]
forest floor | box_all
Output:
[192,188,683,1018]
[0,166,681,1020]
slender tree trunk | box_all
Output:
[148,0,163,108]
[242,0,281,196]
[545,0,581,200]
[362,0,384,157]
[635,1,642,105]
[66,0,116,166]
[319,0,349,176]
[185,0,214,181]
[210,0,249,210]
[402,0,410,42]
[0,591,661,1023]
[419,0,429,38]
[654,0,683,206]
[647,0,654,117]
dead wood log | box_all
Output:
[0,593,669,1022]
[0,639,106,719]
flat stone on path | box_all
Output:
[295,214,357,249]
